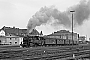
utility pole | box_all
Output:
[70,10,75,46]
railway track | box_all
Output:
[0,44,90,60]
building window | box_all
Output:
[21,42,22,44]
[60,35,61,38]
[13,38,15,40]
[10,42,12,44]
[61,36,63,39]
[63,36,66,39]
[10,38,12,40]
[0,40,1,44]
[15,38,17,40]
[15,42,17,44]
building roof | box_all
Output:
[47,30,77,36]
[1,26,41,36]
[56,30,70,33]
[1,26,27,36]
[79,36,86,38]
[29,29,41,35]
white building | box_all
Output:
[0,29,23,45]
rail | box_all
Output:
[0,44,90,60]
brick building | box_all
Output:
[47,30,78,40]
[45,30,79,45]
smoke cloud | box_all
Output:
[27,0,90,33]
[70,0,90,25]
[27,6,70,33]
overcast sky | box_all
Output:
[0,0,81,28]
[1,0,90,40]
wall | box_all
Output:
[6,37,19,45]
[0,36,6,44]
[0,30,5,36]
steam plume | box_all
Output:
[27,0,90,33]
[27,6,70,33]
[70,0,90,25]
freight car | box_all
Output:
[44,38,78,46]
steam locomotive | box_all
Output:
[20,35,79,47]
[20,35,44,47]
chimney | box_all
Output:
[13,26,15,29]
[78,34,79,40]
[40,31,43,35]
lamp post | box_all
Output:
[70,10,75,46]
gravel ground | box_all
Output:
[0,44,90,60]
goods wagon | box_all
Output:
[44,38,57,46]
[68,40,78,45]
[45,39,56,44]
[73,41,78,45]
[69,40,73,44]
[57,39,65,45]
[65,40,70,45]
